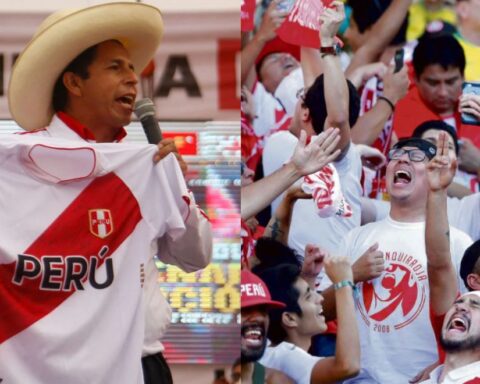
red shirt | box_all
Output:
[393,86,480,147]
[57,111,127,142]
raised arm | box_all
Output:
[345,0,412,75]
[320,1,351,154]
[263,186,312,244]
[310,255,360,383]
[241,128,340,220]
[350,65,409,146]
[426,132,458,315]
[241,1,288,88]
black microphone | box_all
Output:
[134,98,162,144]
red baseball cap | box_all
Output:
[241,269,286,309]
[255,36,301,67]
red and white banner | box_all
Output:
[277,0,334,48]
[0,10,240,124]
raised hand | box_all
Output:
[302,244,327,284]
[319,0,345,45]
[153,138,187,175]
[426,132,457,192]
[459,93,480,120]
[256,0,289,43]
[324,254,353,285]
[291,127,341,176]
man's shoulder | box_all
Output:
[264,131,297,148]
[263,131,297,174]
[450,224,473,243]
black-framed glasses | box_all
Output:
[388,148,428,162]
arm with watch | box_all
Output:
[350,64,410,146]
[309,254,360,382]
[319,1,351,156]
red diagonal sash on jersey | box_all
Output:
[0,173,142,344]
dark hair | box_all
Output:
[413,35,465,77]
[303,74,360,134]
[460,240,480,291]
[347,0,408,45]
[256,263,302,345]
[252,237,302,276]
[52,44,99,112]
[412,120,459,154]
[392,137,437,160]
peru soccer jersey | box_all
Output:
[0,135,189,383]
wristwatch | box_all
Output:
[320,44,340,57]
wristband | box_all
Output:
[377,96,395,112]
[333,280,357,296]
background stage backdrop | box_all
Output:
[0,0,240,122]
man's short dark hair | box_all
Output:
[303,74,360,134]
[347,0,408,45]
[256,263,302,345]
[413,35,466,77]
[52,44,99,112]
[252,237,302,276]
[412,120,459,154]
[460,240,480,290]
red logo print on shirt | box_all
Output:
[357,251,427,332]
[89,209,114,238]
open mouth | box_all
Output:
[447,314,469,334]
[116,94,135,109]
[241,323,265,348]
[393,170,412,185]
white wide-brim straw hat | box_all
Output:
[8,2,163,131]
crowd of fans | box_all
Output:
[240,0,480,383]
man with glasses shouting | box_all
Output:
[337,137,472,383]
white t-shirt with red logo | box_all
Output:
[0,135,191,383]
[340,216,471,384]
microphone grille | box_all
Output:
[134,98,156,120]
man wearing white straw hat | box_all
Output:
[7,2,212,384]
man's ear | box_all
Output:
[62,72,83,97]
[467,273,480,291]
[281,311,298,329]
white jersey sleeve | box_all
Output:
[447,193,480,242]
[259,341,322,384]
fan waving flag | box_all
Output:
[241,0,256,32]
[277,0,338,48]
